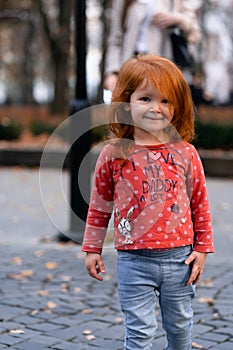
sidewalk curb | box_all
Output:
[0,148,232,177]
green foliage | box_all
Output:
[0,117,23,140]
[91,124,109,143]
[30,121,56,136]
[193,119,233,150]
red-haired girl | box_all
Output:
[82,54,214,350]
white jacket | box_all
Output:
[105,0,202,75]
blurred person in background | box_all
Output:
[103,0,202,93]
[189,70,214,107]
[201,0,233,105]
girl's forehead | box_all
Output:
[136,79,157,90]
[135,79,162,94]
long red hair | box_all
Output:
[109,54,195,143]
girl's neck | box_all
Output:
[133,130,171,146]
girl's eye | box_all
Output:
[161,99,168,104]
[139,97,150,102]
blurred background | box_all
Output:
[0,0,232,151]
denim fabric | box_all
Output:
[117,246,196,350]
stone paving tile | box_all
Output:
[0,334,25,347]
[200,331,230,343]
[14,341,52,350]
[192,338,217,349]
[51,342,87,350]
[210,342,233,350]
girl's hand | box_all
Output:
[151,12,182,29]
[185,251,207,286]
[85,252,106,281]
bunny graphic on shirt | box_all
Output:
[116,206,134,244]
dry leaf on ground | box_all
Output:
[47,301,57,309]
[11,257,22,265]
[45,262,58,270]
[37,290,49,296]
[21,270,34,277]
[86,335,95,340]
[9,329,25,334]
[81,309,93,314]
[198,297,214,305]
[192,341,205,349]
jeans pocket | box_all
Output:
[117,250,138,261]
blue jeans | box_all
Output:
[117,246,196,350]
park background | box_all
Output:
[0,0,232,170]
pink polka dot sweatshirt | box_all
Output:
[82,141,214,254]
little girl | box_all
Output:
[82,54,214,350]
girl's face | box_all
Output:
[128,80,174,144]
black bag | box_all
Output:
[170,30,194,69]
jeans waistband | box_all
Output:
[118,245,192,259]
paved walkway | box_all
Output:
[0,167,233,350]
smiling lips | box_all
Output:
[143,114,164,121]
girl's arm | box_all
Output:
[82,144,114,254]
[187,145,214,254]
[185,144,214,285]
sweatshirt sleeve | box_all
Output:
[82,144,114,253]
[186,144,214,253]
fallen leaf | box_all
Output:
[192,341,204,349]
[37,290,49,296]
[11,257,22,265]
[44,309,52,314]
[86,335,95,340]
[45,262,58,270]
[47,301,57,309]
[31,309,39,315]
[7,273,22,280]
[9,329,24,334]
[198,297,214,305]
[22,270,34,277]
[81,309,93,314]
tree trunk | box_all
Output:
[37,0,73,116]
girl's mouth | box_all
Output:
[143,114,164,121]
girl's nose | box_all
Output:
[150,102,161,113]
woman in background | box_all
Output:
[104,0,202,92]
